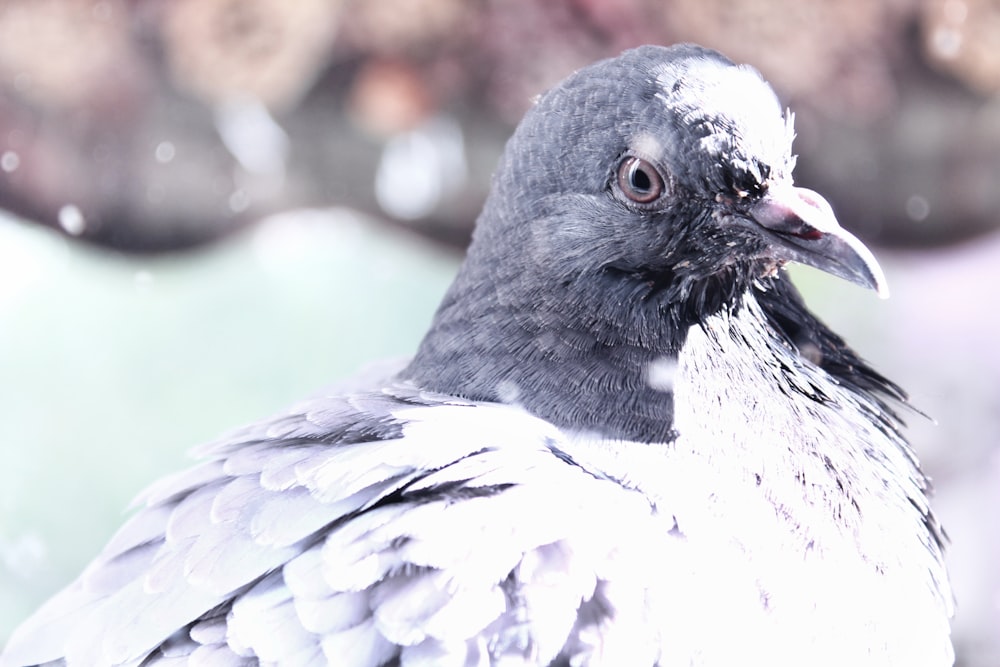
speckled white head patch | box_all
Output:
[653,57,796,184]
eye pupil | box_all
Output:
[617,156,664,204]
[630,164,652,192]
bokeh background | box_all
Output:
[0,0,997,664]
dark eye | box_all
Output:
[616,156,664,204]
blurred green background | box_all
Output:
[0,208,458,640]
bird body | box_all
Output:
[1,44,952,666]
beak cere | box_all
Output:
[748,184,889,298]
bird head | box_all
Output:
[477,44,886,332]
[407,44,895,438]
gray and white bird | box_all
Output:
[1,44,953,667]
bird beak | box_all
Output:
[748,184,889,298]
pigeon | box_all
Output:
[1,44,952,667]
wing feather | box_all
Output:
[227,572,319,663]
[1,387,660,667]
[319,618,397,666]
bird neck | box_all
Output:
[401,242,750,443]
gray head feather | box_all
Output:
[403,44,819,440]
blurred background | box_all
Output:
[0,0,997,663]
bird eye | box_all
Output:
[616,156,664,204]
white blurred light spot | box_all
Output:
[2,532,48,578]
[0,212,67,304]
[647,357,679,392]
[252,209,363,272]
[214,98,289,176]
[154,141,176,164]
[906,195,930,222]
[229,189,250,213]
[1,150,20,172]
[253,214,312,269]
[134,269,154,292]
[931,27,962,59]
[375,115,467,220]
[58,204,86,235]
